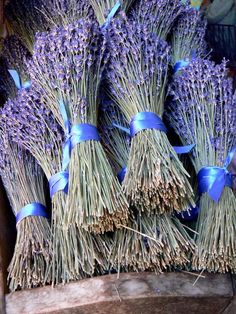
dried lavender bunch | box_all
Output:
[171,6,207,71]
[2,35,31,84]
[167,58,236,272]
[106,15,194,214]
[89,0,135,25]
[99,103,195,272]
[0,57,16,100]
[0,127,52,291]
[42,0,93,28]
[5,0,48,52]
[130,0,184,40]
[1,88,106,284]
[29,19,129,233]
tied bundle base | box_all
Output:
[66,140,129,234]
[123,129,194,214]
[51,191,108,284]
[109,214,195,273]
[8,216,52,292]
[192,187,236,273]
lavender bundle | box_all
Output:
[29,19,129,233]
[100,103,195,273]
[1,89,105,284]
[5,0,48,53]
[0,126,52,291]
[106,15,194,214]
[130,0,184,41]
[167,59,236,272]
[171,6,207,72]
[89,0,134,26]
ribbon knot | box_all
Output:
[197,147,236,202]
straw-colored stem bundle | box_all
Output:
[110,213,195,273]
[67,141,128,233]
[0,137,52,291]
[192,188,236,272]
[124,130,193,213]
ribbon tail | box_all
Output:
[173,144,195,154]
[62,140,71,171]
[113,123,130,135]
[8,69,22,89]
[208,173,225,202]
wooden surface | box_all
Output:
[5,272,235,314]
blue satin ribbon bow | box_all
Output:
[8,69,31,90]
[102,1,121,29]
[197,147,236,202]
[16,202,48,225]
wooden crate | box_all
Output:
[0,181,236,314]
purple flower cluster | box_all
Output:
[171,6,207,65]
[1,88,64,177]
[2,35,31,82]
[28,18,107,126]
[130,0,184,40]
[167,58,236,166]
[106,13,170,117]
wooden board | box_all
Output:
[5,272,235,314]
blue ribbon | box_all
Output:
[197,147,236,202]
[173,60,190,74]
[59,99,100,170]
[62,123,101,170]
[102,1,121,29]
[130,112,167,137]
[8,69,31,90]
[117,167,127,183]
[175,205,199,222]
[49,171,69,198]
[173,144,195,155]
[16,202,48,224]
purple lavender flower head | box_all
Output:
[106,13,171,118]
[171,5,207,66]
[1,87,64,175]
[130,0,185,40]
[28,18,106,126]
